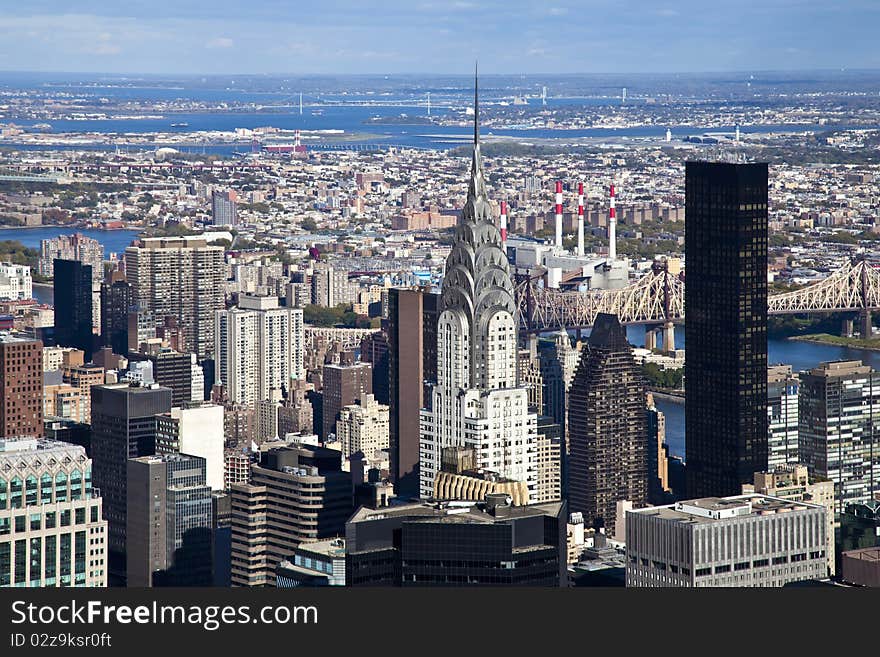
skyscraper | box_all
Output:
[128,348,194,407]
[230,445,353,587]
[360,331,390,405]
[799,360,880,515]
[321,362,372,441]
[567,313,648,534]
[40,233,104,331]
[155,402,225,491]
[53,259,94,359]
[346,497,567,587]
[335,393,389,462]
[535,415,563,503]
[0,438,108,588]
[90,382,173,580]
[310,262,355,307]
[126,453,213,587]
[626,494,827,588]
[388,287,439,498]
[0,263,32,301]
[767,364,799,468]
[39,233,104,281]
[125,236,226,358]
[685,161,769,498]
[418,76,537,500]
[211,190,238,226]
[214,295,305,406]
[646,393,670,504]
[100,275,134,356]
[0,334,43,439]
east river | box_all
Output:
[624,325,880,461]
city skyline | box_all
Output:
[1,26,879,595]
[2,3,880,652]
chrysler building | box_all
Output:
[418,73,538,500]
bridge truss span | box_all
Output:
[515,258,880,333]
[768,259,880,315]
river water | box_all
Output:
[623,325,880,461]
[0,226,140,257]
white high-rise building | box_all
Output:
[767,364,798,468]
[190,353,204,402]
[336,393,389,461]
[215,295,304,406]
[0,263,32,301]
[155,403,225,490]
[419,79,538,500]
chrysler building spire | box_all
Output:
[418,66,538,501]
[464,62,490,227]
[439,65,516,388]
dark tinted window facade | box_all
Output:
[685,161,769,497]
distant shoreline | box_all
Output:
[650,390,685,404]
[789,333,880,352]
[0,225,139,232]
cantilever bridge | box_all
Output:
[514,259,880,341]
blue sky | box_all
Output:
[0,1,876,74]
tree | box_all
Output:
[641,362,683,390]
[819,231,858,245]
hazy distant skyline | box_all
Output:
[0,1,876,75]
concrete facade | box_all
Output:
[626,494,828,587]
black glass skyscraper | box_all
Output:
[685,161,769,498]
[100,277,133,356]
[53,259,94,359]
[91,383,173,584]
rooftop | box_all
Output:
[0,438,88,462]
[348,498,564,526]
[295,537,347,559]
[0,332,38,345]
[632,494,822,525]
[842,547,880,563]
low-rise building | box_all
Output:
[626,494,828,587]
[275,538,346,587]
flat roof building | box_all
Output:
[626,494,827,587]
[346,495,567,587]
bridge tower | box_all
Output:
[514,267,535,342]
[859,257,873,338]
[652,259,676,354]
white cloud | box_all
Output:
[206,37,234,49]
[87,43,122,55]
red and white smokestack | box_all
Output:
[500,200,508,245]
[554,180,563,250]
[608,182,617,261]
[576,181,585,257]
[294,129,301,147]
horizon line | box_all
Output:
[0,67,878,79]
